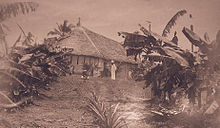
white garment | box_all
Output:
[111,63,117,80]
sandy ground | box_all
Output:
[0,75,152,128]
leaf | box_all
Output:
[87,93,127,128]
[162,10,187,37]
[0,91,15,104]
[0,2,39,22]
[48,20,74,38]
[139,24,177,46]
[0,91,32,108]
[47,28,62,36]
[2,24,10,31]
[204,32,210,43]
[182,27,211,54]
[0,70,27,87]
[12,33,22,48]
[67,24,75,29]
[3,67,41,81]
[0,23,8,55]
[162,47,189,67]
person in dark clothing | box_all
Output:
[81,69,89,80]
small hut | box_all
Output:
[54,23,137,80]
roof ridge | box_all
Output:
[82,26,121,45]
[80,26,105,58]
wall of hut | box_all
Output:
[69,54,136,80]
[70,55,104,76]
[115,62,134,80]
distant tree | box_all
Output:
[47,20,75,38]
[0,2,39,23]
[0,2,38,55]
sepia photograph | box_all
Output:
[0,0,220,127]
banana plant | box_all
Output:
[118,10,201,103]
[162,10,187,37]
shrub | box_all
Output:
[87,92,128,128]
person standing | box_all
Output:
[111,60,117,80]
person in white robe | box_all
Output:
[111,60,117,80]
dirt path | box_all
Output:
[0,75,152,128]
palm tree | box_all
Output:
[0,2,39,22]
[47,20,75,38]
[0,1,39,55]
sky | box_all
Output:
[2,0,220,50]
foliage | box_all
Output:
[0,3,74,108]
[0,2,39,23]
[47,20,75,39]
[87,92,127,128]
[0,33,74,109]
[118,9,220,128]
[0,1,38,56]
[119,9,220,109]
[162,10,187,37]
[182,27,211,54]
[119,12,203,104]
[0,24,8,55]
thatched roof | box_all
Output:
[56,26,136,64]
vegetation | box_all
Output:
[87,92,127,128]
[118,9,220,128]
[119,10,219,107]
[0,2,39,55]
[0,1,74,109]
[0,20,74,109]
[0,2,39,23]
[162,9,187,37]
[47,20,75,39]
[0,2,219,127]
[0,33,74,109]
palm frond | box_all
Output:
[0,70,27,87]
[0,91,32,108]
[6,67,41,81]
[47,28,62,36]
[204,32,210,42]
[56,23,63,32]
[0,2,39,22]
[0,24,8,55]
[67,24,75,29]
[2,24,10,31]
[162,10,187,37]
[12,33,22,48]
[0,91,15,104]
[138,24,177,46]
[7,57,30,69]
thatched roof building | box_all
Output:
[57,26,135,63]
[54,24,136,79]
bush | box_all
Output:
[87,92,128,128]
